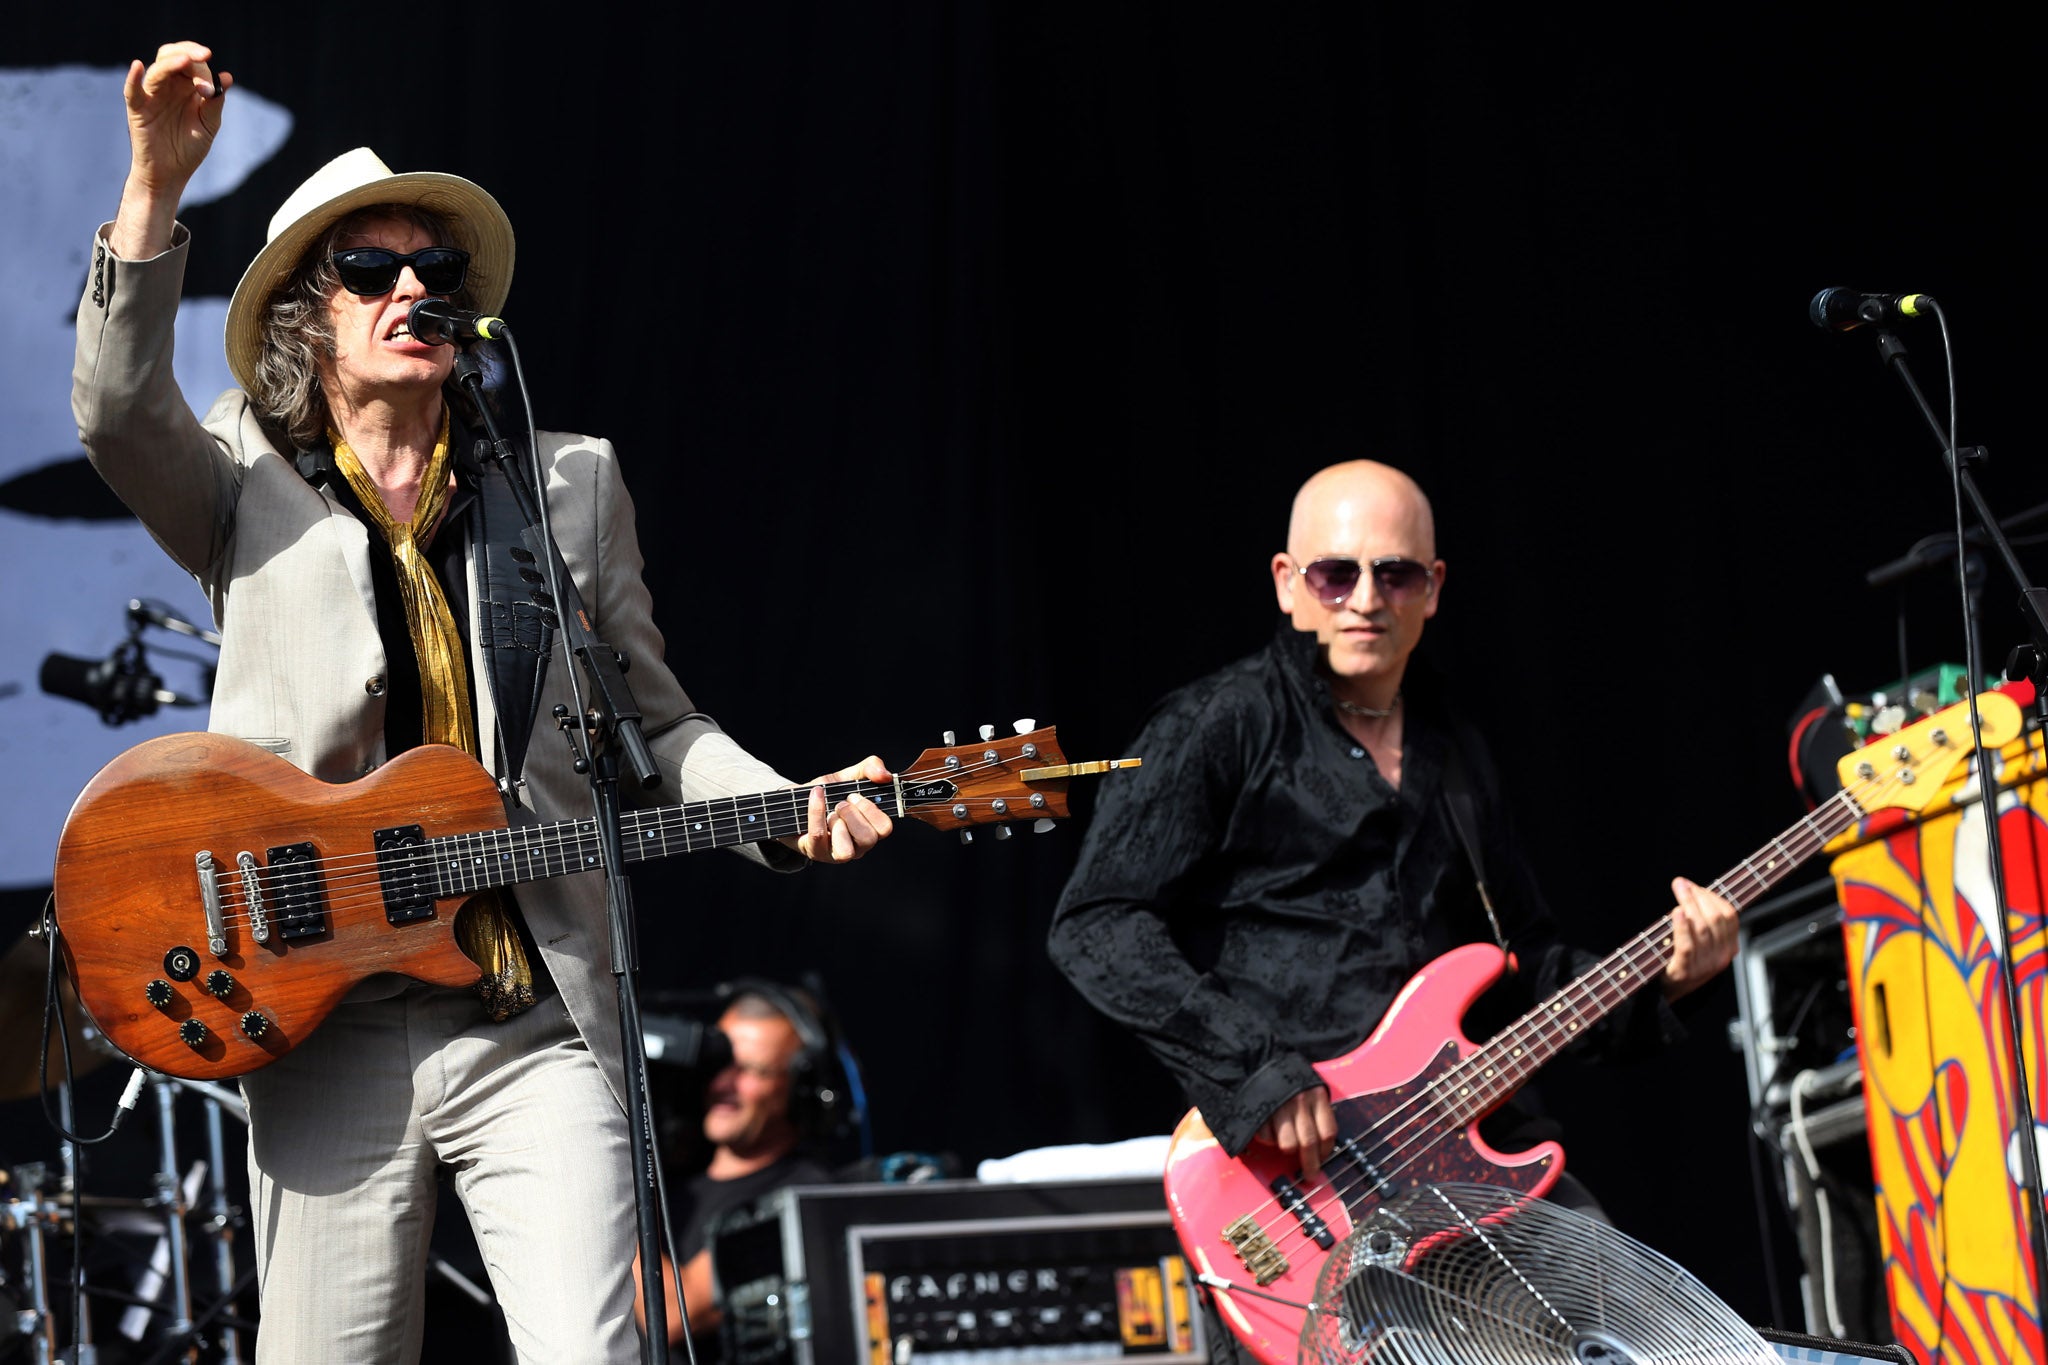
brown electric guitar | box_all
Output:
[53,725,1136,1081]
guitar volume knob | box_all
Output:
[240,1011,269,1040]
[178,1018,209,1048]
[204,969,235,999]
[146,979,174,1008]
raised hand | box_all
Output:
[111,41,232,259]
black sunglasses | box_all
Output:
[329,246,470,297]
[1294,555,1435,607]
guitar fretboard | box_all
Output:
[1436,783,1872,1127]
[423,778,894,897]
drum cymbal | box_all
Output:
[0,922,113,1101]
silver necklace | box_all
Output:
[1332,692,1399,720]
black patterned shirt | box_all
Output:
[1047,622,1677,1155]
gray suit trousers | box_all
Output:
[242,984,637,1364]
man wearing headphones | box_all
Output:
[638,984,840,1352]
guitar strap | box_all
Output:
[1436,726,1511,957]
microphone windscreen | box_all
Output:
[39,653,105,706]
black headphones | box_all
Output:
[715,976,858,1148]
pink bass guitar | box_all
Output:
[1160,688,2026,1365]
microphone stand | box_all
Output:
[448,341,675,1364]
[1864,324,2048,1330]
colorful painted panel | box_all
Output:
[1832,732,2048,1365]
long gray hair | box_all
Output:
[247,203,487,450]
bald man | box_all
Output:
[1048,460,1737,1190]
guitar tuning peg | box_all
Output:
[1033,819,1057,834]
[979,724,995,741]
[1013,718,1036,734]
[993,824,1013,839]
[943,730,956,746]
[959,829,975,845]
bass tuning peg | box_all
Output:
[943,730,956,746]
[1013,718,1036,734]
[993,825,1013,840]
[1033,819,1057,834]
[979,724,995,741]
[959,829,974,845]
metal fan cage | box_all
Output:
[1300,1183,1778,1365]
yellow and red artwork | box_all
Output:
[1832,732,2048,1365]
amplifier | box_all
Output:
[707,1177,1203,1365]
[1731,877,1857,1114]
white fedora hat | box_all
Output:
[223,147,515,393]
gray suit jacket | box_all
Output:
[72,225,800,1109]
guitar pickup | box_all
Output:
[1269,1174,1335,1250]
[264,842,330,940]
[1221,1213,1290,1285]
[374,825,436,924]
[1331,1133,1395,1203]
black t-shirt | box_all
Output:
[671,1150,835,1264]
[667,1151,834,1364]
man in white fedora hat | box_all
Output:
[74,40,895,1363]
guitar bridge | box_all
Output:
[1221,1214,1290,1285]
[237,851,270,944]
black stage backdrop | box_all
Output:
[7,2,2043,1329]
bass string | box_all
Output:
[1226,764,1906,1257]
[1239,788,1871,1256]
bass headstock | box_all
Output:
[896,721,1142,841]
[1835,687,2027,814]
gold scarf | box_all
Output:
[332,412,535,1021]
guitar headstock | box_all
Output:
[1835,687,2027,813]
[895,721,1142,841]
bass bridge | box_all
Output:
[1221,1213,1290,1285]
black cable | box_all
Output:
[37,901,140,1146]
[502,329,598,776]
[1744,1106,1791,1327]
[1895,594,1910,690]
[35,897,145,1364]
[1741,978,1827,1328]
[1748,1096,1885,1299]
[493,332,682,1362]
[1925,297,2047,1363]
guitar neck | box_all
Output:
[425,778,892,896]
[1444,785,1869,1124]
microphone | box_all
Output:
[407,298,508,345]
[40,645,204,725]
[1809,287,1936,333]
[42,651,164,724]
